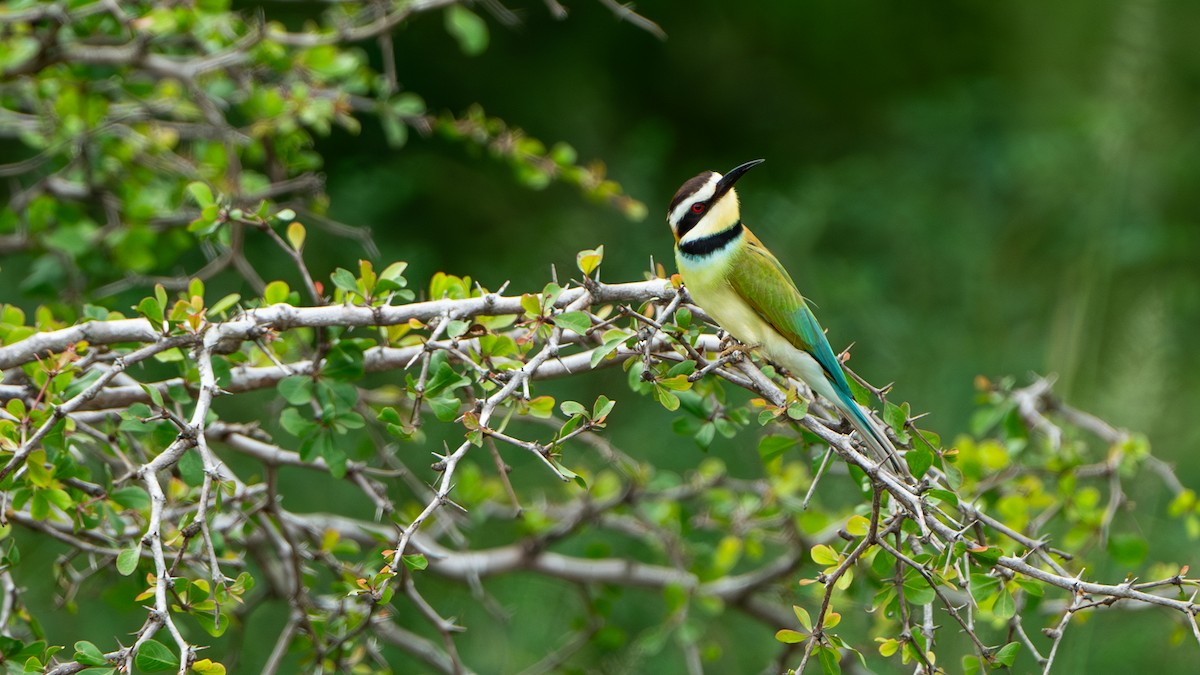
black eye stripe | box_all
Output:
[676,201,708,238]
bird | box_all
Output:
[666,159,904,474]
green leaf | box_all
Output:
[263,280,290,305]
[927,488,959,507]
[883,400,909,433]
[654,387,679,411]
[134,639,176,672]
[73,641,108,667]
[26,450,53,487]
[992,641,1020,668]
[560,400,587,418]
[968,545,1003,566]
[555,311,591,335]
[425,361,471,396]
[178,449,204,487]
[279,408,317,437]
[331,268,359,294]
[993,587,1016,619]
[277,376,314,405]
[110,487,150,510]
[817,646,842,675]
[810,544,839,566]
[286,222,306,251]
[902,573,936,605]
[136,297,164,325]
[576,245,604,275]
[390,94,426,117]
[317,432,347,478]
[526,395,555,418]
[757,435,796,463]
[116,545,140,576]
[187,182,214,208]
[209,293,241,317]
[590,331,630,367]
[445,5,489,56]
[775,629,807,644]
[905,445,934,479]
[793,605,812,631]
[429,391,461,422]
[969,572,1001,604]
[592,395,616,421]
[402,554,428,572]
[846,515,870,537]
[323,341,366,381]
[190,658,227,675]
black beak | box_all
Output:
[714,158,764,198]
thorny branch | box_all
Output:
[1,275,1196,673]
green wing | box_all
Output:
[727,232,856,400]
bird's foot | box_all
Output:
[716,335,756,361]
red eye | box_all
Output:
[691,203,705,214]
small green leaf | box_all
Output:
[263,280,290,305]
[278,376,314,405]
[554,311,591,335]
[526,395,555,418]
[905,445,934,479]
[190,658,227,675]
[592,395,616,421]
[137,297,164,325]
[883,401,909,433]
[331,268,359,294]
[402,554,428,572]
[846,515,870,537]
[810,544,840,566]
[286,222,305,250]
[445,5,489,55]
[576,245,604,275]
[655,387,680,411]
[969,573,1001,604]
[757,435,796,463]
[993,587,1016,619]
[902,574,936,605]
[279,408,317,437]
[968,545,1003,567]
[992,641,1020,668]
[110,487,151,510]
[817,646,842,675]
[775,629,807,644]
[73,640,108,667]
[116,545,140,576]
[793,605,812,631]
[187,182,214,208]
[134,639,176,672]
[209,293,241,317]
[560,400,587,417]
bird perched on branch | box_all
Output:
[666,159,903,473]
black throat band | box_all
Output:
[678,220,743,257]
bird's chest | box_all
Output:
[675,249,769,347]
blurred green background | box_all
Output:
[7,0,1200,671]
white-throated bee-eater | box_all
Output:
[667,159,903,473]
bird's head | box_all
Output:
[666,159,764,245]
